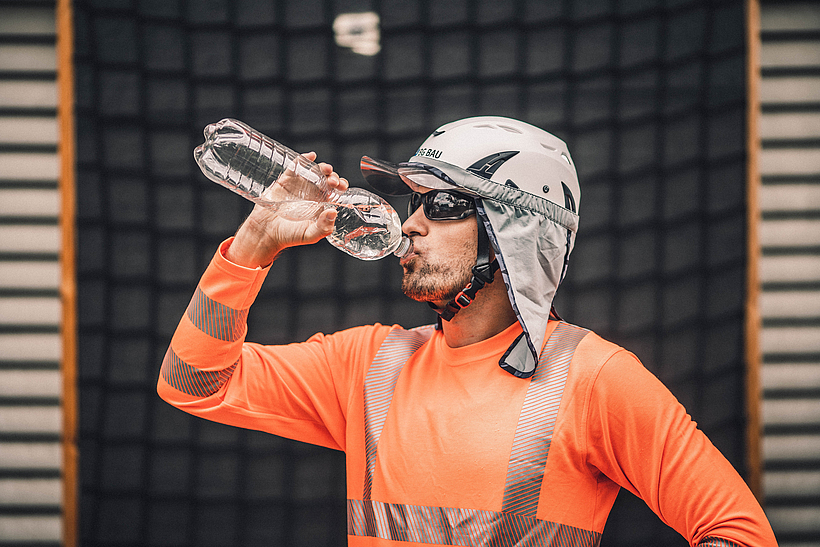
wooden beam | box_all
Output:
[57,0,78,544]
[744,0,763,503]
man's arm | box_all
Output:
[586,350,778,547]
[157,154,358,448]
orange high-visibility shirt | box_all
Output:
[158,239,777,547]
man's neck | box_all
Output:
[436,278,518,348]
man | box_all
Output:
[158,116,777,546]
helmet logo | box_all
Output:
[467,151,519,179]
[416,147,443,159]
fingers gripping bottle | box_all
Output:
[194,118,411,261]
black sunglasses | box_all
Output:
[408,189,476,221]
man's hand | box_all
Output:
[224,152,349,268]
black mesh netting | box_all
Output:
[74,0,750,545]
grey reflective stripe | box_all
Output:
[186,286,249,342]
[363,326,435,499]
[502,323,589,517]
[160,346,238,397]
[697,538,743,547]
[348,499,601,547]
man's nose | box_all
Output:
[401,205,427,236]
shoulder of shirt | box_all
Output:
[319,323,414,347]
[555,320,643,377]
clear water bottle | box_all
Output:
[194,118,411,261]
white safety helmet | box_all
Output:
[361,116,580,378]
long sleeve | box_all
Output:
[585,349,777,547]
[157,238,391,451]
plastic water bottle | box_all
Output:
[194,118,411,261]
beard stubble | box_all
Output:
[401,254,475,303]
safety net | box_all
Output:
[74,0,750,545]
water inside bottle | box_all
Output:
[325,197,404,261]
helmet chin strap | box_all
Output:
[428,219,500,322]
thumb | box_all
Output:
[307,208,337,240]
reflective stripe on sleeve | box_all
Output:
[697,538,742,547]
[160,346,238,397]
[186,286,250,342]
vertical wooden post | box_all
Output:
[744,0,764,503]
[57,0,78,544]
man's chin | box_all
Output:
[401,277,448,303]
[401,284,458,305]
[401,265,470,304]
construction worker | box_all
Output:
[159,116,776,547]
